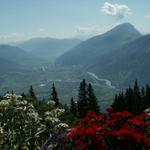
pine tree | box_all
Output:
[125,87,134,112]
[21,93,27,99]
[112,80,150,114]
[132,80,141,114]
[87,83,100,114]
[29,85,36,99]
[51,83,59,107]
[112,92,125,112]
[70,97,77,116]
[77,79,88,117]
[144,84,150,109]
[63,104,69,112]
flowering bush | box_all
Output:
[67,111,150,150]
[0,93,67,150]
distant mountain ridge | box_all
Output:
[0,44,33,63]
[91,34,150,86]
[0,44,40,72]
[0,57,21,73]
[56,23,150,86]
[18,37,82,59]
[56,23,141,65]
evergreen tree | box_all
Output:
[143,84,150,109]
[125,87,134,112]
[87,83,100,114]
[0,95,2,101]
[77,79,88,117]
[112,80,150,114]
[141,87,145,97]
[51,83,59,107]
[29,85,36,99]
[63,104,69,112]
[133,80,142,114]
[70,97,77,116]
[112,93,125,112]
[21,93,27,99]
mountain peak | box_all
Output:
[108,23,141,36]
[57,23,142,66]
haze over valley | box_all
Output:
[0,22,150,110]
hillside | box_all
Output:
[18,37,82,59]
[0,44,45,68]
[0,44,34,63]
[57,23,141,65]
[91,34,150,86]
[0,58,21,73]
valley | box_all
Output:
[1,23,150,111]
[0,64,118,111]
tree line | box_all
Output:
[23,80,100,118]
[112,80,150,114]
[2,79,150,117]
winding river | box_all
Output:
[87,72,116,89]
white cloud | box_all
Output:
[76,26,100,35]
[145,15,150,19]
[101,2,131,19]
[73,26,104,39]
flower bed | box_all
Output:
[66,111,150,150]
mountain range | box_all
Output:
[0,38,82,73]
[57,23,141,65]
[18,37,81,60]
[1,23,150,89]
[56,23,150,86]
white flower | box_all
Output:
[0,100,9,107]
[27,112,39,121]
[0,126,4,134]
[47,100,55,106]
[4,93,22,100]
[45,116,60,124]
[144,108,150,115]
[53,108,65,117]
[56,123,69,129]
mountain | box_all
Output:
[18,37,82,59]
[0,57,21,73]
[0,44,43,68]
[91,34,150,86]
[56,23,141,65]
[0,44,34,63]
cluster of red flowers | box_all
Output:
[67,109,150,150]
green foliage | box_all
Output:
[77,79,88,117]
[70,97,77,116]
[0,93,67,150]
[77,80,100,117]
[29,85,36,99]
[51,83,60,107]
[112,81,150,114]
[87,83,100,114]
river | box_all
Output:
[87,72,116,89]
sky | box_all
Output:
[0,0,150,43]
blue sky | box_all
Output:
[0,0,150,43]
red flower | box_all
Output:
[143,137,150,148]
[85,124,99,137]
[129,118,144,126]
[67,111,150,149]
[131,132,142,144]
[106,106,113,113]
